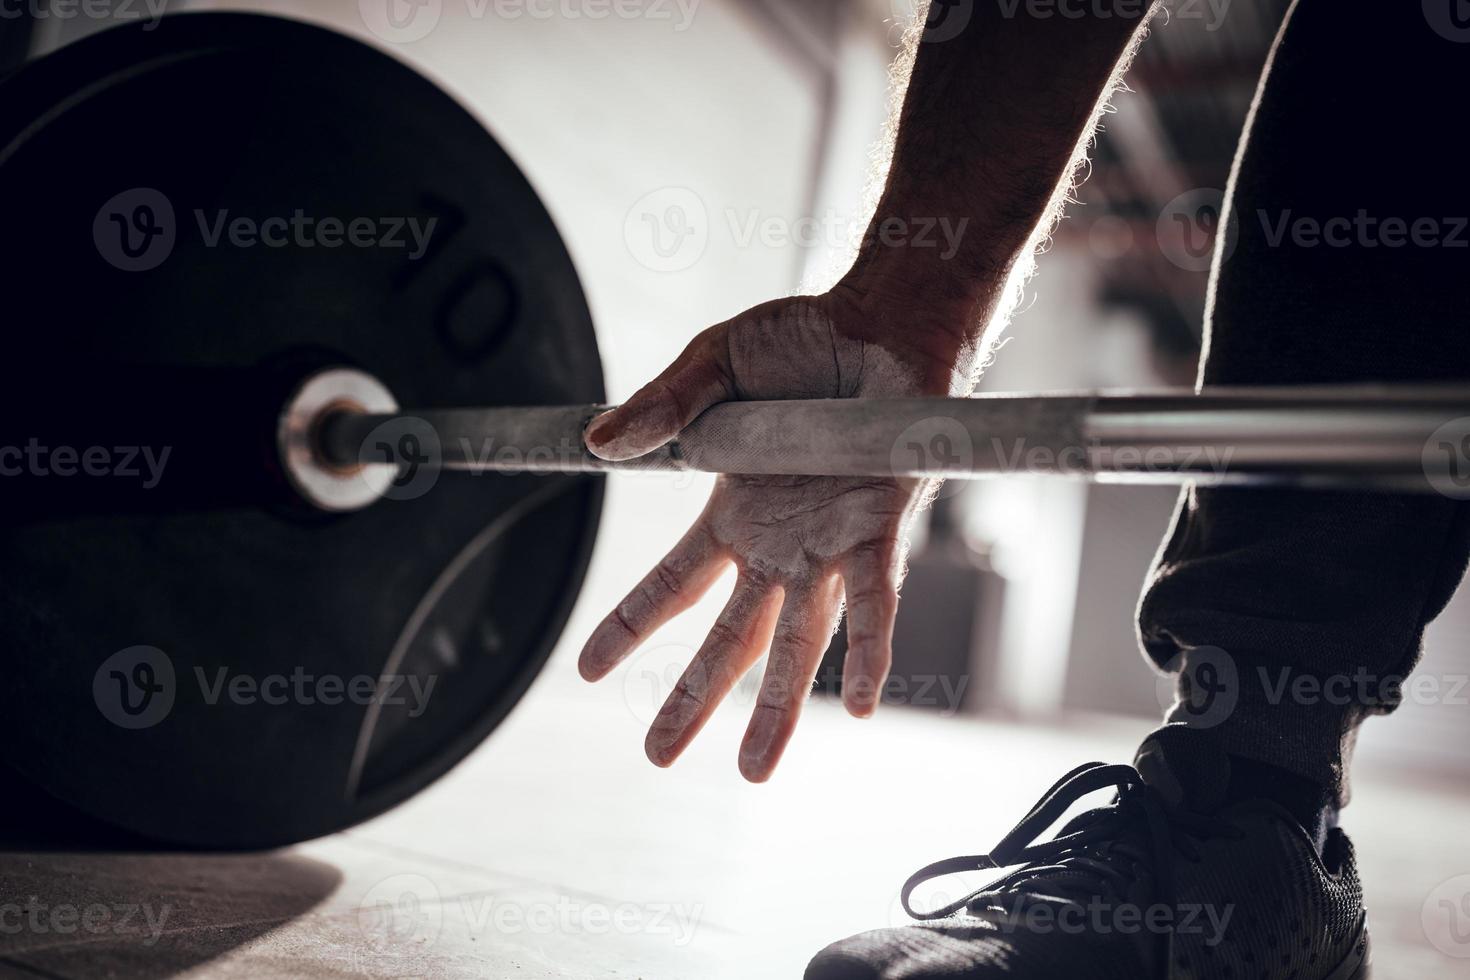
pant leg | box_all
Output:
[1136,0,1470,806]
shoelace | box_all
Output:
[900,762,1245,979]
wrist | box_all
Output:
[831,260,1009,377]
[842,227,1014,315]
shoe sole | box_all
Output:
[1321,915,1371,980]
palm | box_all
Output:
[579,293,936,781]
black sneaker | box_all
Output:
[806,739,1370,979]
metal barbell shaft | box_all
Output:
[316,384,1470,490]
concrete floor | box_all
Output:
[3,670,1467,979]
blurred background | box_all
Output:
[30,0,1451,775]
[7,2,1469,977]
[17,0,1470,771]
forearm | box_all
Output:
[842,1,1159,366]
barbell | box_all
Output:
[297,373,1470,506]
[2,12,1465,849]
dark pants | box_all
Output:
[1137,0,1470,806]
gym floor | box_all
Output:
[2,665,1467,979]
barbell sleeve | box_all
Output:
[315,384,1470,489]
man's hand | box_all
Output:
[577,0,1156,781]
[576,286,966,782]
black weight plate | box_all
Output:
[0,13,603,847]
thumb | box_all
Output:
[585,328,734,461]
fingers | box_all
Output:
[585,327,734,461]
[840,541,902,718]
[644,579,781,768]
[579,524,726,682]
[738,577,844,783]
